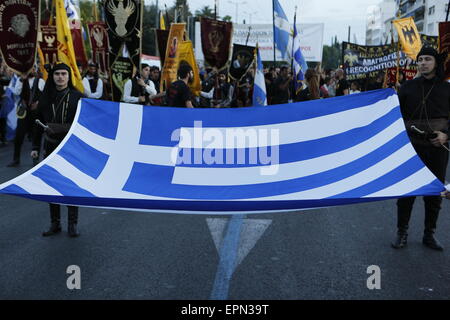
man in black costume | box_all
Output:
[30,63,84,237]
[392,47,450,251]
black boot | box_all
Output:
[68,206,80,237]
[42,205,61,236]
[423,229,444,251]
[391,228,408,249]
[6,159,20,167]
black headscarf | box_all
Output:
[39,63,76,111]
[416,46,446,80]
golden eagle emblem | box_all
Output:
[344,52,359,67]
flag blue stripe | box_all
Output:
[2,184,30,195]
[78,98,119,140]
[174,107,402,168]
[402,181,445,197]
[139,89,397,147]
[32,165,95,197]
[123,133,409,199]
[5,194,426,212]
[58,135,110,179]
[328,156,429,198]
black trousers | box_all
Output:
[13,112,36,161]
[45,139,79,224]
[397,143,449,232]
[0,117,6,143]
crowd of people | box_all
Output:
[0,46,449,249]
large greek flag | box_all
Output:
[0,90,445,214]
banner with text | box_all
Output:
[0,0,40,75]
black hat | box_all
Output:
[416,46,445,79]
[88,61,98,68]
[53,62,71,73]
[51,62,74,89]
[417,46,439,60]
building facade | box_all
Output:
[366,0,448,45]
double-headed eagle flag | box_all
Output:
[393,17,422,60]
[0,90,445,214]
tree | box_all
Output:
[142,3,158,56]
[167,0,192,23]
[222,15,232,22]
[322,40,342,70]
[195,5,215,19]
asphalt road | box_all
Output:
[0,140,449,300]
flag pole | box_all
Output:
[291,7,297,72]
[272,0,276,67]
[291,6,297,99]
[215,0,217,20]
[446,0,450,22]
[245,26,252,46]
[394,10,401,86]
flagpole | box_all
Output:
[446,0,450,22]
[291,7,297,74]
[272,0,276,67]
[215,0,217,20]
[245,26,252,46]
[291,7,297,100]
[165,4,170,27]
[394,10,401,86]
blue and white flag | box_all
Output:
[253,47,267,107]
[273,0,290,60]
[65,0,79,20]
[292,23,308,87]
[0,90,445,214]
[4,75,20,140]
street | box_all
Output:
[1,141,449,300]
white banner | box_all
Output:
[195,22,324,63]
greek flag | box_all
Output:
[253,47,267,107]
[292,23,308,86]
[0,90,445,214]
[273,0,290,60]
[4,75,20,140]
[65,0,79,20]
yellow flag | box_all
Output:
[37,46,48,81]
[160,12,166,30]
[393,17,422,60]
[176,41,201,96]
[160,23,186,92]
[55,0,84,93]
